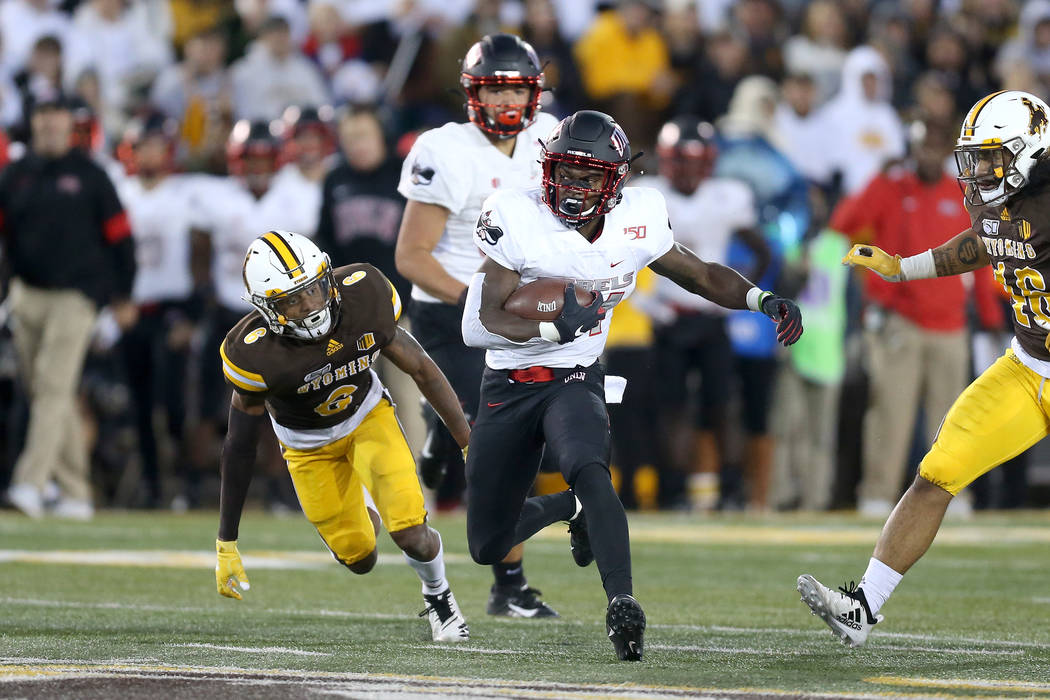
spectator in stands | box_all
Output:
[575,0,673,149]
[1,95,137,520]
[522,0,584,117]
[823,45,905,195]
[150,25,232,170]
[716,75,809,511]
[0,0,82,76]
[70,0,173,133]
[923,26,984,119]
[730,0,785,79]
[996,0,1050,96]
[12,35,64,140]
[783,0,849,101]
[673,29,748,124]
[829,121,1000,517]
[774,71,835,190]
[230,15,329,121]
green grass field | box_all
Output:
[1,509,1049,698]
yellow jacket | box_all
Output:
[574,11,670,100]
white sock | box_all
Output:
[404,530,448,596]
[361,486,382,524]
[859,557,903,616]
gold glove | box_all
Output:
[216,539,250,600]
[842,244,903,282]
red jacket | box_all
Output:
[831,167,1002,331]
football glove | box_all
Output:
[550,284,605,344]
[842,244,903,282]
[216,539,250,600]
[760,293,804,346]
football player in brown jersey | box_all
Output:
[214,230,470,642]
[798,90,1050,647]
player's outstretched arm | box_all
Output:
[842,228,989,281]
[385,326,470,449]
[650,241,803,346]
[216,392,265,599]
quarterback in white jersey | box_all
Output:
[461,111,803,662]
[394,33,559,620]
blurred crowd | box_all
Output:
[0,0,1047,517]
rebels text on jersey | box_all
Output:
[475,186,674,369]
[220,264,401,447]
[966,184,1050,362]
[397,113,558,304]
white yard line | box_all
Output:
[173,643,329,657]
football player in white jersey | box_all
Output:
[461,111,803,661]
[637,116,770,511]
[268,105,333,237]
[395,33,560,619]
[115,111,205,508]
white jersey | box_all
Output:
[118,174,199,305]
[193,173,325,311]
[467,186,674,369]
[397,113,558,304]
[635,174,757,315]
[270,163,323,237]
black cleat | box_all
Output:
[567,508,593,567]
[486,584,560,618]
[606,594,646,661]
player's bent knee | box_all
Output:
[344,548,378,574]
[469,533,512,565]
[389,523,435,560]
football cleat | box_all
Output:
[419,589,469,642]
[486,584,560,618]
[797,575,883,648]
[567,507,593,567]
[606,594,646,661]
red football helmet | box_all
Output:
[116,110,178,177]
[460,33,545,139]
[656,116,719,195]
[227,119,281,193]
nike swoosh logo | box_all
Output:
[574,325,587,336]
[628,641,638,654]
[506,603,540,618]
[487,402,504,407]
[610,260,624,267]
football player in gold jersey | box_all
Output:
[799,90,1050,646]
[214,229,470,642]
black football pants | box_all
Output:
[465,363,633,601]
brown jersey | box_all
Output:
[967,183,1050,361]
[220,263,402,432]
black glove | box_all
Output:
[551,283,605,344]
[760,293,803,346]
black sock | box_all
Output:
[491,560,526,588]
[572,463,632,601]
[512,490,576,545]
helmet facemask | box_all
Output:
[954,139,1024,206]
[463,75,544,139]
[541,155,629,227]
[248,262,340,340]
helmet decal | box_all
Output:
[1023,97,1048,137]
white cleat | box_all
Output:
[420,589,469,642]
[7,484,44,519]
[797,574,883,648]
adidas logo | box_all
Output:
[326,339,343,356]
[837,609,863,630]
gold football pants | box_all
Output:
[920,349,1049,494]
[281,399,426,566]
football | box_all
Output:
[503,277,596,321]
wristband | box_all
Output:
[746,287,772,312]
[899,249,936,281]
[538,321,561,342]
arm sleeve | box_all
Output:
[460,272,536,349]
[359,264,402,346]
[96,166,136,298]
[729,181,759,230]
[396,130,469,214]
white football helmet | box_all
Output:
[242,230,339,340]
[955,90,1050,206]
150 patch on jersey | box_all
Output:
[476,210,504,245]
